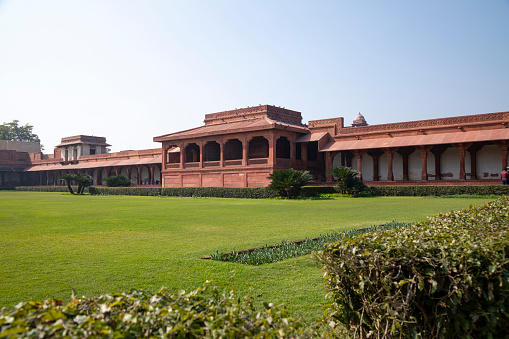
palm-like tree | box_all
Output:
[328,166,366,194]
[267,169,314,199]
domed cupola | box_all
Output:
[352,112,368,127]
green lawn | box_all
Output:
[0,191,496,322]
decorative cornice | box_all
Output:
[339,112,509,135]
[204,105,302,126]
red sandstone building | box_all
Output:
[1,105,509,187]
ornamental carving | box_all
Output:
[339,112,509,134]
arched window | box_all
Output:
[276,137,291,159]
[224,139,243,160]
[185,143,200,163]
[249,137,269,159]
[204,141,220,162]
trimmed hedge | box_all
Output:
[317,196,509,338]
[12,186,82,193]
[0,282,313,338]
[88,186,279,199]
[10,184,509,198]
[368,184,509,196]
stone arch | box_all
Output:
[185,143,200,163]
[248,136,269,159]
[203,141,220,162]
[224,139,243,160]
[276,136,290,159]
[167,145,180,164]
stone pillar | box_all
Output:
[290,141,296,168]
[149,165,155,185]
[180,142,185,169]
[496,141,508,170]
[219,139,224,168]
[325,151,339,182]
[137,166,142,185]
[419,147,431,181]
[162,145,168,170]
[384,148,398,181]
[368,150,383,181]
[397,148,414,181]
[352,150,365,181]
[453,143,471,180]
[431,146,447,181]
[467,144,483,179]
[242,137,248,166]
[199,140,203,168]
[268,134,276,166]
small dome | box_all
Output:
[352,112,368,127]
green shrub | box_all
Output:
[104,175,131,187]
[317,196,509,338]
[368,185,509,196]
[0,282,312,338]
[328,166,368,194]
[267,169,314,199]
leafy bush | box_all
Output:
[328,166,367,194]
[210,221,412,265]
[0,282,313,338]
[104,175,131,187]
[267,169,314,199]
[317,196,509,338]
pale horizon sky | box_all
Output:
[1,1,508,152]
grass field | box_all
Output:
[0,191,496,323]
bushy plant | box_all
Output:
[317,197,509,338]
[267,168,314,199]
[0,282,313,338]
[104,175,131,187]
[59,173,92,194]
[328,166,367,194]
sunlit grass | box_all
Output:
[0,191,495,322]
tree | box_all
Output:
[0,120,40,142]
[267,169,314,199]
[328,166,367,194]
[60,173,75,194]
[60,173,93,194]
[74,173,93,194]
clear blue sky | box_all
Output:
[1,0,508,152]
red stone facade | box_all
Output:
[1,106,509,188]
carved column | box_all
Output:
[290,141,296,168]
[199,140,204,169]
[219,139,224,168]
[431,146,447,181]
[384,148,398,181]
[453,143,471,180]
[137,166,143,185]
[326,151,339,182]
[467,144,483,180]
[418,146,432,181]
[397,148,414,181]
[180,142,185,169]
[162,145,168,170]
[242,137,248,167]
[268,134,276,166]
[149,165,155,185]
[352,150,366,181]
[495,141,509,170]
[368,150,383,181]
